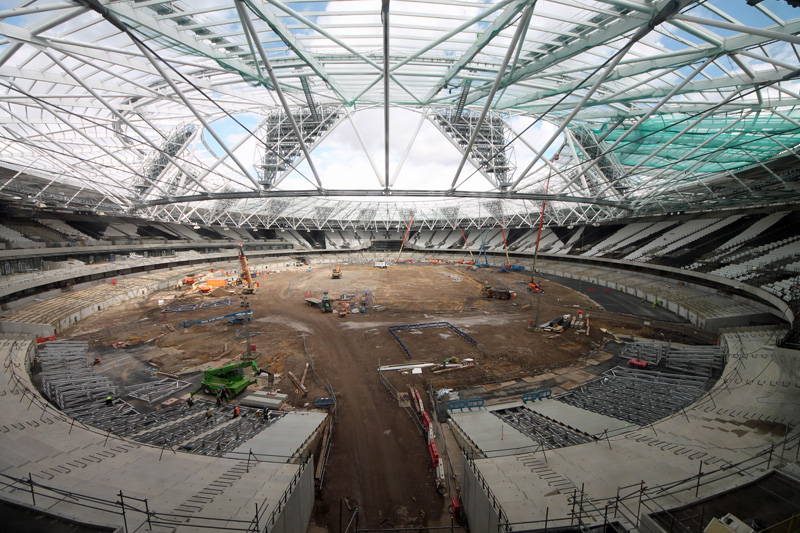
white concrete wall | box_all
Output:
[0,321,54,337]
[461,458,502,532]
[774,346,800,382]
[265,457,315,533]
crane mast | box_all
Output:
[237,243,257,294]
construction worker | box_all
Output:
[262,405,269,418]
[186,397,194,408]
[105,396,113,407]
[92,358,101,366]
[232,405,240,418]
[206,408,213,420]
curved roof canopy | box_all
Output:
[1,0,799,229]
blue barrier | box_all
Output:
[388,328,412,359]
[522,389,552,403]
[446,398,485,410]
[388,322,478,360]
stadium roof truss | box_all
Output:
[0,0,799,229]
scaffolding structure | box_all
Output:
[257,107,341,188]
[133,123,197,201]
[571,125,627,197]
[432,109,514,186]
[39,341,124,413]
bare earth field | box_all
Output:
[62,261,714,531]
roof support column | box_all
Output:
[236,0,323,191]
[346,110,384,188]
[382,0,391,192]
[391,113,426,187]
[450,2,535,192]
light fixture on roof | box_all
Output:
[193,225,201,229]
[592,222,600,227]
[223,227,230,231]
[567,225,574,229]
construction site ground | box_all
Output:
[59,261,716,531]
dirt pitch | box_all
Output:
[62,261,713,531]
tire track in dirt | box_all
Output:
[277,299,444,530]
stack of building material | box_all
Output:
[622,341,725,376]
[39,341,132,415]
[239,389,288,410]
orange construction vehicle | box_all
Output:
[528,281,544,293]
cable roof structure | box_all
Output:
[1,0,799,229]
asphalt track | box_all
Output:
[539,273,686,323]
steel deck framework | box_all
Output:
[1,0,799,229]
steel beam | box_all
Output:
[236,0,323,191]
[422,0,534,103]
[138,188,628,209]
[242,0,347,101]
[560,55,717,198]
[672,13,800,46]
[450,3,534,192]
[510,0,695,191]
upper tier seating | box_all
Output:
[590,221,676,258]
[0,223,36,245]
[717,211,788,252]
[709,237,800,281]
[583,222,654,257]
[106,222,140,237]
[38,219,96,242]
[623,219,720,262]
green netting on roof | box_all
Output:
[589,111,800,173]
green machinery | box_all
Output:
[321,292,333,313]
[193,360,271,399]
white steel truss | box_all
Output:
[0,0,798,229]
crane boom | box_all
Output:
[458,227,474,259]
[237,243,257,293]
[500,223,510,266]
[396,214,415,261]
